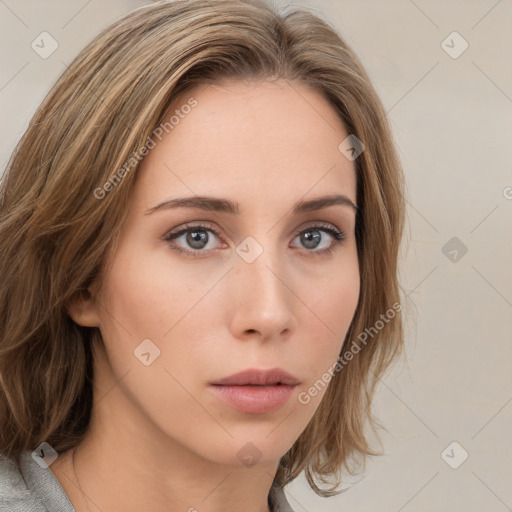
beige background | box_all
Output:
[1,1,511,511]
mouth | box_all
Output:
[210,367,300,387]
[209,383,298,414]
[208,368,300,414]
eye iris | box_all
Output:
[187,230,208,249]
[301,230,321,249]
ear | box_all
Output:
[66,284,101,327]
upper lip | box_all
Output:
[210,368,300,386]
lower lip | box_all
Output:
[209,384,297,414]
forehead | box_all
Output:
[136,79,356,209]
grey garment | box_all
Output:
[0,451,73,512]
[0,451,295,512]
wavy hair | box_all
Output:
[0,0,405,497]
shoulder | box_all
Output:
[0,452,47,511]
[268,479,296,512]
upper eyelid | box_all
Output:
[164,222,221,238]
[165,220,343,236]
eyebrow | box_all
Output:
[145,193,358,216]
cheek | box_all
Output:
[297,258,360,383]
[95,245,223,388]
[93,254,213,430]
[98,248,195,338]
[304,255,360,325]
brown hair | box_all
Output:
[0,0,405,497]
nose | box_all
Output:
[228,245,296,341]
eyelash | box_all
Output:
[162,222,346,258]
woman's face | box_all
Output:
[74,79,360,468]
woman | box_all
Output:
[0,0,405,511]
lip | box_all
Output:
[210,368,300,386]
[209,384,298,414]
[209,368,300,414]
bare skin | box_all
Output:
[52,79,360,512]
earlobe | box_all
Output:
[66,288,101,327]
